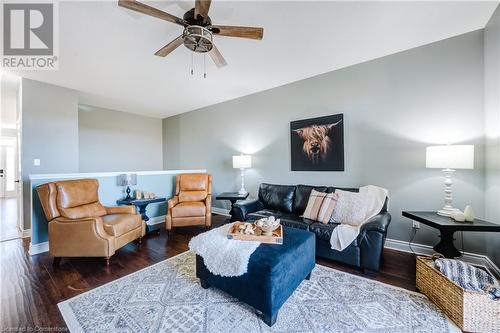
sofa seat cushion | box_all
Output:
[247,209,283,220]
[280,214,315,230]
[309,222,359,246]
[102,213,142,237]
[172,202,206,218]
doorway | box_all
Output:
[1,73,22,242]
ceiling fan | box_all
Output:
[118,0,264,68]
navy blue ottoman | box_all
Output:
[196,226,315,327]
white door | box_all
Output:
[0,139,17,198]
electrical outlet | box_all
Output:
[412,221,420,229]
[33,159,40,166]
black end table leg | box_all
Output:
[137,204,149,222]
[262,311,278,327]
[229,199,238,222]
[200,280,211,289]
[434,229,461,258]
[305,272,311,280]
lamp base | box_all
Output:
[238,189,248,195]
[437,207,459,217]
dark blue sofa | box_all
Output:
[232,183,391,275]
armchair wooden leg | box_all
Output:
[53,257,62,266]
[105,257,110,266]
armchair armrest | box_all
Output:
[205,194,212,211]
[49,216,114,257]
[168,196,179,209]
[232,199,264,221]
[105,205,137,215]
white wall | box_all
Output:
[21,78,79,229]
[484,6,500,265]
[78,105,163,172]
[163,31,494,262]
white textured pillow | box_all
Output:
[329,190,371,226]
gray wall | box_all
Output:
[22,78,79,229]
[484,6,500,264]
[162,31,495,262]
[78,106,163,172]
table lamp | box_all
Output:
[117,173,137,200]
[233,154,252,195]
[426,145,474,216]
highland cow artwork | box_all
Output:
[291,114,344,171]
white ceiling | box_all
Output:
[6,1,499,118]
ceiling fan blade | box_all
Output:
[118,0,187,26]
[211,25,263,40]
[195,0,211,22]
[209,45,227,68]
[154,36,184,57]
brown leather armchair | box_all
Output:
[36,178,145,265]
[166,173,212,232]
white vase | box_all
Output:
[451,210,465,222]
[464,205,475,222]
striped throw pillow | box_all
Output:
[302,189,327,220]
[318,192,339,224]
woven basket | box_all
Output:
[416,256,500,333]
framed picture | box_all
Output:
[290,114,344,171]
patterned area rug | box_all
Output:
[59,251,459,333]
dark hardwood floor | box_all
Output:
[0,214,417,330]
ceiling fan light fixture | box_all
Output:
[183,25,213,53]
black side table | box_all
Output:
[117,197,166,232]
[216,192,249,221]
[402,211,500,258]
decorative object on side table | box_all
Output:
[117,197,166,233]
[232,154,251,195]
[117,173,137,200]
[425,145,474,216]
[216,191,249,221]
[403,211,500,258]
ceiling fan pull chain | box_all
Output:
[204,54,207,79]
[190,52,194,76]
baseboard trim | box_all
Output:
[29,241,49,255]
[212,207,231,216]
[385,238,500,279]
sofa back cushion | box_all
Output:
[258,183,296,213]
[326,187,359,194]
[293,185,328,215]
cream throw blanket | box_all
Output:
[188,223,260,277]
[330,185,388,251]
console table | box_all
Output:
[117,197,166,232]
[216,192,249,221]
[402,211,500,258]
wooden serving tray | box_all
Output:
[227,222,283,245]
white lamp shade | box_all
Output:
[425,145,474,169]
[233,155,252,169]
